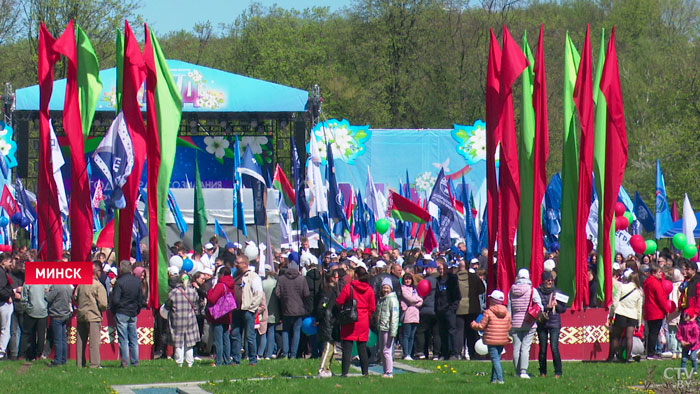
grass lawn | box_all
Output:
[0,357,694,393]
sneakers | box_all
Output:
[403,356,413,361]
[519,373,531,379]
[646,355,661,360]
[432,357,439,361]
[382,373,393,378]
[491,380,504,384]
[318,369,332,378]
[417,354,426,360]
[661,351,673,358]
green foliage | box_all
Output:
[0,0,698,203]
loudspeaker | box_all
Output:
[15,119,29,178]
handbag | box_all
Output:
[523,286,542,325]
[207,288,237,320]
[337,284,358,325]
[537,293,553,324]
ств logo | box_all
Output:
[24,261,93,285]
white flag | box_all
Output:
[306,133,327,216]
[683,193,697,246]
[49,121,69,216]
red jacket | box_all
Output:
[680,278,700,318]
[336,280,376,342]
[206,275,236,325]
[643,275,670,321]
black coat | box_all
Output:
[305,267,323,315]
[316,283,341,343]
[111,273,144,317]
[537,285,567,329]
[435,273,461,313]
[0,267,13,306]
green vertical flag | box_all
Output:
[592,28,609,303]
[150,29,183,305]
[516,31,535,272]
[193,152,208,252]
[558,32,581,302]
[76,25,102,137]
[115,28,124,112]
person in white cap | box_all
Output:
[201,243,217,272]
[471,290,511,384]
[507,268,542,379]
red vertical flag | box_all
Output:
[143,25,162,308]
[530,24,549,288]
[485,28,502,294]
[497,26,527,294]
[52,20,93,263]
[118,21,148,262]
[571,25,595,310]
[37,23,64,261]
[599,27,628,307]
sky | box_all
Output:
[141,0,353,34]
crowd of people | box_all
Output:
[0,239,699,383]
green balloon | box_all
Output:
[673,233,688,250]
[367,330,377,347]
[375,218,390,234]
[644,239,658,255]
[683,243,697,259]
[623,212,634,223]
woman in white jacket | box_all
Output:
[607,269,644,362]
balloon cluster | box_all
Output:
[0,244,12,252]
[617,203,658,255]
[672,233,697,259]
[614,202,630,231]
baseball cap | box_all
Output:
[204,243,215,250]
[489,290,505,302]
[543,259,556,272]
[375,260,387,269]
[517,268,530,279]
[225,242,236,250]
[470,258,479,265]
[426,260,438,269]
[168,266,180,276]
[200,268,213,276]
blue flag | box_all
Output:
[618,185,635,218]
[15,179,37,225]
[655,159,673,238]
[292,137,309,231]
[477,202,488,254]
[167,190,188,238]
[232,136,247,237]
[326,143,346,223]
[238,145,267,226]
[428,169,454,251]
[214,218,230,242]
[353,191,368,241]
[543,173,562,248]
[133,208,147,261]
[634,191,654,233]
[91,112,134,209]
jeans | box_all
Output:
[212,323,231,365]
[511,327,535,375]
[259,322,277,358]
[681,349,698,372]
[342,340,368,376]
[401,323,418,358]
[49,317,68,364]
[115,313,139,366]
[647,319,663,356]
[437,309,458,357]
[282,316,302,359]
[537,326,562,376]
[0,302,14,356]
[9,311,22,358]
[488,345,504,383]
[231,310,257,364]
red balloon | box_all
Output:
[614,202,627,217]
[615,216,629,231]
[662,279,673,295]
[416,279,432,298]
[630,235,646,254]
[667,300,676,313]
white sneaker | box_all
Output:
[318,369,332,378]
[403,356,413,361]
[661,351,673,358]
[520,373,531,379]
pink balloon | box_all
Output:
[630,235,646,254]
[416,279,431,298]
[662,279,673,295]
[614,202,627,217]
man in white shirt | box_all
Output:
[200,243,217,272]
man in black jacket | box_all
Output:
[0,255,14,359]
[111,260,144,367]
[435,259,461,360]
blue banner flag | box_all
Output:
[167,190,188,238]
[655,159,673,239]
[428,169,454,251]
[634,191,655,233]
[326,143,346,223]
[478,202,488,254]
[292,137,309,230]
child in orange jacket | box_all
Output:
[472,290,512,384]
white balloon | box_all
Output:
[475,338,488,356]
[169,255,183,270]
[245,243,259,260]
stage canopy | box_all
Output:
[660,212,700,238]
[14,60,309,114]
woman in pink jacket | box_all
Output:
[400,273,423,360]
[676,312,699,374]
